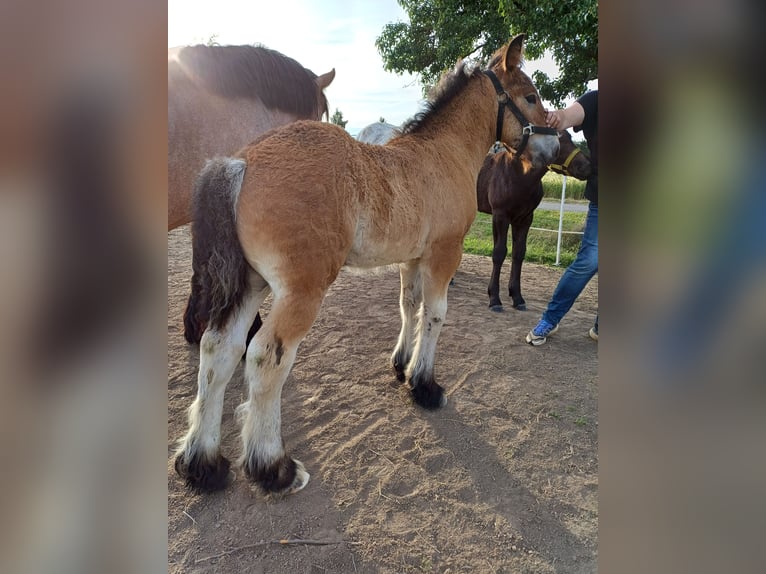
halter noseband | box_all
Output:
[548,147,582,176]
[482,70,557,157]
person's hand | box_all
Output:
[546,110,563,129]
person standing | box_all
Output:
[526,90,598,345]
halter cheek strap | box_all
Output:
[482,70,557,156]
[548,147,582,176]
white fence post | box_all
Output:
[554,175,568,266]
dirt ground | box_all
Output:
[168,225,598,573]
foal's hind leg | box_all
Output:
[175,278,270,492]
[406,244,462,409]
[392,261,423,381]
[239,291,324,495]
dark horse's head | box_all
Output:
[549,129,591,180]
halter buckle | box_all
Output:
[491,141,510,154]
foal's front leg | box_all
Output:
[508,211,534,310]
[391,260,423,381]
[405,246,461,409]
[488,211,510,312]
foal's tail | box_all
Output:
[183,157,249,341]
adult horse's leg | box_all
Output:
[239,289,324,495]
[391,260,423,382]
[405,243,461,409]
[508,212,534,310]
[488,211,510,312]
[174,278,270,492]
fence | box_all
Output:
[529,175,584,266]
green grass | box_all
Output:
[542,170,586,201]
[463,209,586,267]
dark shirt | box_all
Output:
[574,90,598,205]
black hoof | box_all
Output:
[392,354,409,382]
[512,303,527,311]
[489,304,504,313]
[175,451,231,493]
[243,455,309,494]
[409,374,447,410]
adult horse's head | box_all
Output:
[167,45,335,230]
[485,35,559,169]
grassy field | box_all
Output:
[542,170,586,200]
[463,171,588,267]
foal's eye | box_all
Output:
[525,94,537,104]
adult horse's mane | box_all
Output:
[400,61,483,135]
[176,44,329,119]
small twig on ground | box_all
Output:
[369,448,395,466]
[195,539,357,564]
[182,510,197,526]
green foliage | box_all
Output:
[330,108,348,129]
[376,0,597,106]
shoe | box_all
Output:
[526,319,559,346]
[589,324,598,341]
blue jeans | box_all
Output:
[542,202,598,326]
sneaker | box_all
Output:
[526,319,559,346]
[589,325,598,341]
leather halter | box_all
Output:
[548,147,582,176]
[482,70,557,156]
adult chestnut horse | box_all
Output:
[174,35,559,495]
[168,44,335,230]
[477,129,591,312]
[169,44,334,343]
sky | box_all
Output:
[168,0,595,136]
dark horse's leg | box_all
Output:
[488,211,510,312]
[508,211,534,310]
[184,271,262,345]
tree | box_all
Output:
[375,0,597,106]
[330,108,348,129]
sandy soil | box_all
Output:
[168,225,598,573]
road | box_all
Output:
[538,200,589,213]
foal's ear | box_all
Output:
[504,34,526,70]
[316,68,336,90]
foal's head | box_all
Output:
[486,35,559,169]
[551,129,592,180]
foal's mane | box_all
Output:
[177,44,328,119]
[400,62,483,135]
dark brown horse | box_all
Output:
[476,129,590,312]
[174,35,559,496]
